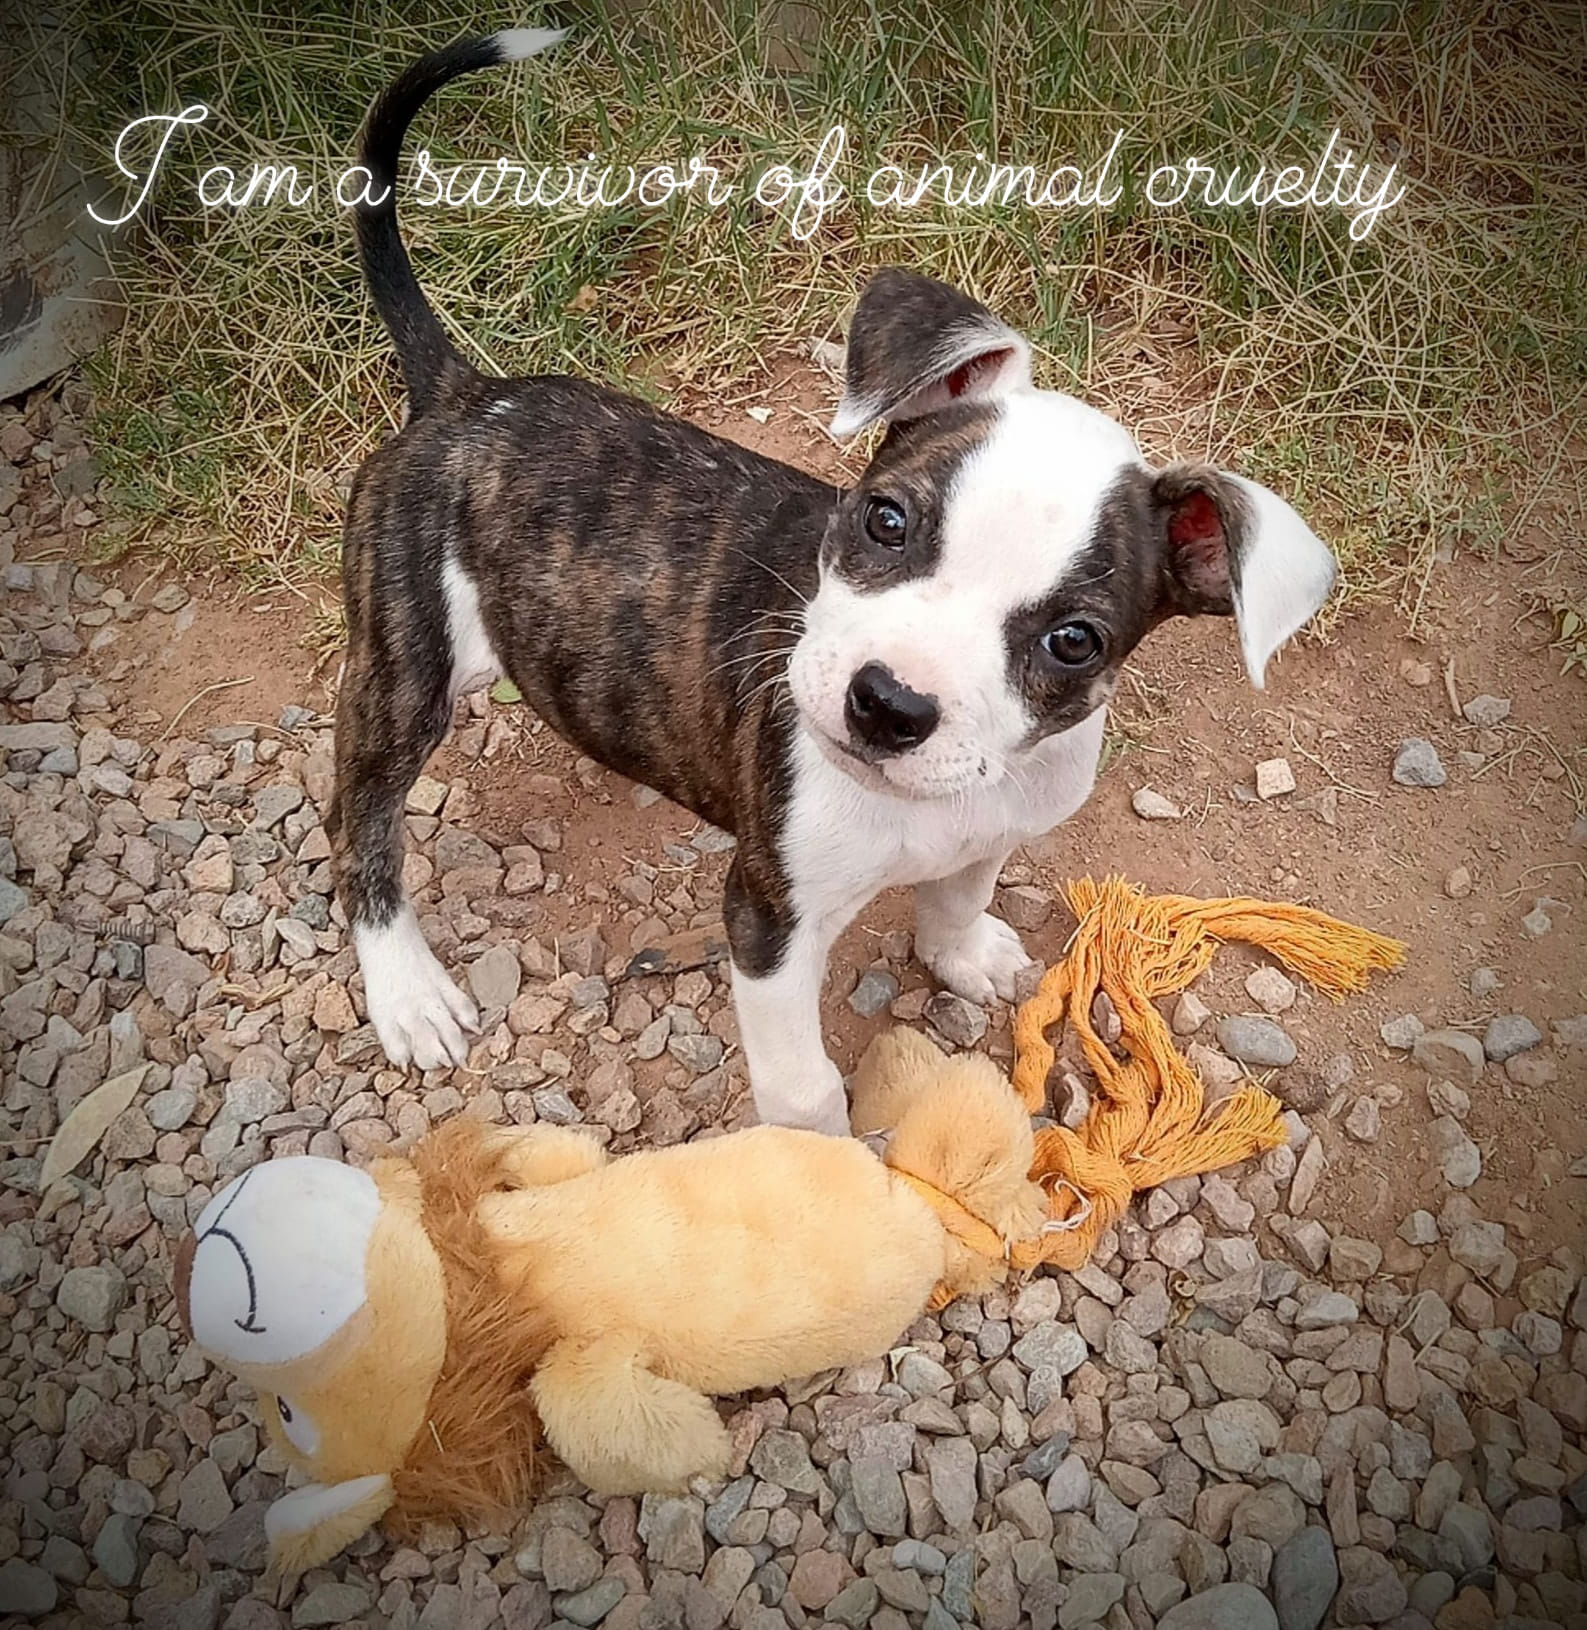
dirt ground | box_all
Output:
[77,355,1587,1275]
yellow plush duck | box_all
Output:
[175,1029,1045,1572]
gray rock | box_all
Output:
[1448,1219,1506,1277]
[1379,1014,1424,1049]
[667,1032,724,1073]
[926,992,988,1045]
[1052,1512,1119,1572]
[291,1582,372,1627]
[1295,1290,1359,1330]
[891,1539,947,1574]
[177,1457,233,1532]
[1392,738,1446,787]
[1462,694,1510,727]
[1158,1583,1278,1630]
[0,1562,58,1618]
[896,1350,954,1396]
[225,1077,288,1124]
[57,1263,127,1332]
[825,1579,880,1629]
[1343,1095,1381,1142]
[749,1429,821,1495]
[1217,1015,1297,1068]
[1132,788,1183,821]
[704,1476,753,1544]
[1410,1028,1484,1084]
[1018,1431,1072,1483]
[1428,1116,1481,1187]
[557,1577,626,1627]
[251,784,304,830]
[0,877,27,923]
[147,1085,198,1130]
[1333,1545,1407,1625]
[1437,1502,1494,1571]
[1201,1335,1272,1400]
[637,1493,705,1571]
[91,1513,140,1587]
[1045,1454,1091,1512]
[1011,1320,1087,1377]
[468,944,522,1010]
[848,968,900,1016]
[925,1437,979,1531]
[1059,1572,1125,1627]
[1482,1013,1543,1061]
[849,1454,907,1537]
[0,722,77,753]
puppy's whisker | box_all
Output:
[715,611,806,649]
[724,549,812,608]
[706,644,798,683]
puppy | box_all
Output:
[327,31,1337,1135]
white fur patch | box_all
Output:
[492,27,568,61]
[1224,474,1338,686]
[791,389,1136,800]
[735,709,1105,1132]
[355,907,478,1071]
[443,557,504,700]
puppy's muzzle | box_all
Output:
[844,662,940,756]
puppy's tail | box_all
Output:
[354,28,566,415]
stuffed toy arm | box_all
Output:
[264,1476,397,1575]
[530,1333,733,1496]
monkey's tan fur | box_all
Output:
[185,1029,1047,1570]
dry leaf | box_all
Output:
[40,1065,150,1190]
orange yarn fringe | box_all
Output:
[995,876,1406,1274]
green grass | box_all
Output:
[13,0,1587,600]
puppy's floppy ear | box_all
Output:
[831,268,1032,438]
[1154,463,1337,688]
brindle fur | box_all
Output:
[325,32,1282,1069]
[330,370,838,977]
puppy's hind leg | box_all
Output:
[326,567,479,1071]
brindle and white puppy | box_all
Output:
[328,30,1338,1135]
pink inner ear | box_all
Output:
[1168,489,1224,545]
[945,347,1012,399]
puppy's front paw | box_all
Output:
[752,1056,851,1136]
[919,912,1034,1005]
[355,914,480,1071]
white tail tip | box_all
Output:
[493,27,568,60]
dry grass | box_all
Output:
[12,0,1587,600]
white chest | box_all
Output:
[783,709,1106,920]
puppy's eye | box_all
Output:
[1040,622,1102,666]
[862,496,907,550]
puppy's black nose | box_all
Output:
[844,662,940,754]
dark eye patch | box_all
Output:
[821,404,1000,592]
[1004,467,1175,744]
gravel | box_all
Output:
[1,382,1583,1630]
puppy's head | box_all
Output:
[788,269,1337,799]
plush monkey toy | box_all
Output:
[175,1030,1046,1571]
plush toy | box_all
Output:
[174,1030,1048,1572]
